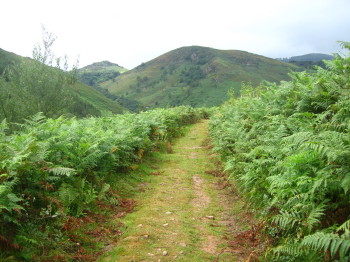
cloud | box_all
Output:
[1,0,349,68]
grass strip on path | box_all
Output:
[101,120,264,262]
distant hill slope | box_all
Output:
[77,61,128,87]
[101,46,299,108]
[288,53,334,62]
[277,53,334,70]
[77,61,143,112]
[69,81,126,115]
[0,48,126,121]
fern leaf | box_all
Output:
[306,203,326,230]
[49,167,76,176]
[302,232,350,258]
[273,209,302,229]
[339,238,350,259]
[273,243,304,257]
[341,175,350,194]
[338,220,350,233]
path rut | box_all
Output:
[101,120,262,261]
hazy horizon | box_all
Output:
[1,0,349,69]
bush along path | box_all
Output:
[209,43,350,261]
[0,106,207,260]
[101,120,265,262]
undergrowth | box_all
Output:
[209,42,350,261]
[0,106,206,260]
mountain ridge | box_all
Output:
[100,45,300,108]
[276,53,334,70]
[277,53,334,62]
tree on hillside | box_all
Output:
[0,27,78,124]
[180,65,205,87]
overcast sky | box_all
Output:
[1,0,350,69]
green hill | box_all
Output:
[0,48,126,123]
[289,53,334,62]
[79,60,127,72]
[77,61,127,87]
[101,46,299,108]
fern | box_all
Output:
[98,183,111,200]
[272,242,323,262]
[23,112,46,127]
[49,167,76,177]
[302,232,350,259]
[305,203,326,231]
[0,83,205,258]
[273,243,305,258]
[273,209,303,230]
[209,42,350,261]
[338,220,350,233]
[0,253,16,262]
[0,178,22,213]
[0,119,9,138]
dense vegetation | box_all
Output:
[101,46,298,108]
[209,42,350,261]
[0,106,205,260]
[78,70,121,87]
[0,42,125,124]
[0,49,22,75]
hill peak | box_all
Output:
[79,61,127,72]
[101,46,298,108]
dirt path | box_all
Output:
[101,120,262,261]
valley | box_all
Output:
[100,46,299,108]
[1,40,349,262]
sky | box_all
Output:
[1,0,350,69]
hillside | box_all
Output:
[288,53,334,62]
[0,48,23,73]
[101,46,299,108]
[0,48,126,122]
[77,61,128,87]
[69,82,126,115]
[77,61,143,112]
[277,53,334,70]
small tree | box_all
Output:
[0,26,79,123]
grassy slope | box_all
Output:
[101,121,262,261]
[71,82,126,114]
[0,48,126,115]
[101,46,300,108]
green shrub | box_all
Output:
[209,42,350,261]
[0,106,203,259]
